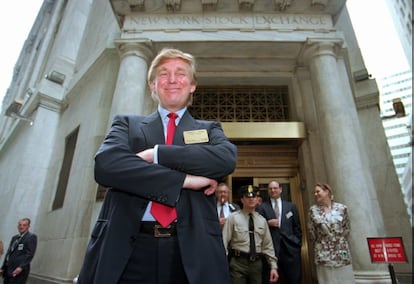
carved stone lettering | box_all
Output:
[124,13,332,31]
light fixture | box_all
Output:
[392,98,405,117]
[5,99,22,117]
[5,99,33,125]
[381,98,406,119]
[353,68,371,82]
[45,70,65,85]
[25,87,35,96]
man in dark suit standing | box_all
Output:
[257,180,302,284]
[77,48,237,284]
[0,218,37,284]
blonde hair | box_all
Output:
[147,48,197,105]
[147,48,197,84]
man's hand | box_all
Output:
[268,219,279,228]
[269,268,279,283]
[136,148,154,163]
[219,217,226,228]
[12,267,22,277]
[183,175,218,196]
[137,149,218,196]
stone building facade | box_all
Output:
[0,0,411,283]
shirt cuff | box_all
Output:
[154,145,159,164]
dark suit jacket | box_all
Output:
[1,231,37,282]
[78,111,237,284]
[257,200,302,258]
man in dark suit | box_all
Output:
[77,48,237,284]
[215,182,240,229]
[257,180,302,284]
[0,218,37,284]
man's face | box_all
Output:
[216,185,229,203]
[17,220,30,235]
[150,58,196,112]
[241,195,258,209]
[268,181,282,199]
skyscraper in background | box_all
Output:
[0,1,412,282]
[379,71,411,179]
[384,0,412,70]
[380,0,412,223]
[379,70,412,222]
[349,0,412,223]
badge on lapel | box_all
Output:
[183,129,209,144]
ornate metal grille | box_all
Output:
[189,86,289,122]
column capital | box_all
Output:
[298,38,344,66]
[114,39,154,62]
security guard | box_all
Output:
[222,185,279,284]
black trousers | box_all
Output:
[2,269,30,284]
[118,231,189,284]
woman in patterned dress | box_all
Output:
[308,182,355,284]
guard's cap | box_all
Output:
[239,185,259,198]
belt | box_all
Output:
[140,221,177,238]
[232,249,263,261]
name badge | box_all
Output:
[18,244,24,250]
[286,211,293,219]
[183,129,209,144]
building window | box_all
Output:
[52,127,79,210]
[190,86,290,122]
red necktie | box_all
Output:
[150,112,178,227]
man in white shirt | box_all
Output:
[215,182,240,229]
[257,180,302,284]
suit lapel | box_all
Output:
[280,200,285,226]
[10,234,22,254]
[267,200,277,219]
[10,236,18,253]
[280,201,291,227]
[141,112,165,146]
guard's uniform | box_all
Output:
[222,186,277,284]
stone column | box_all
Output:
[109,39,153,122]
[301,39,390,283]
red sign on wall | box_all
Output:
[367,237,408,263]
